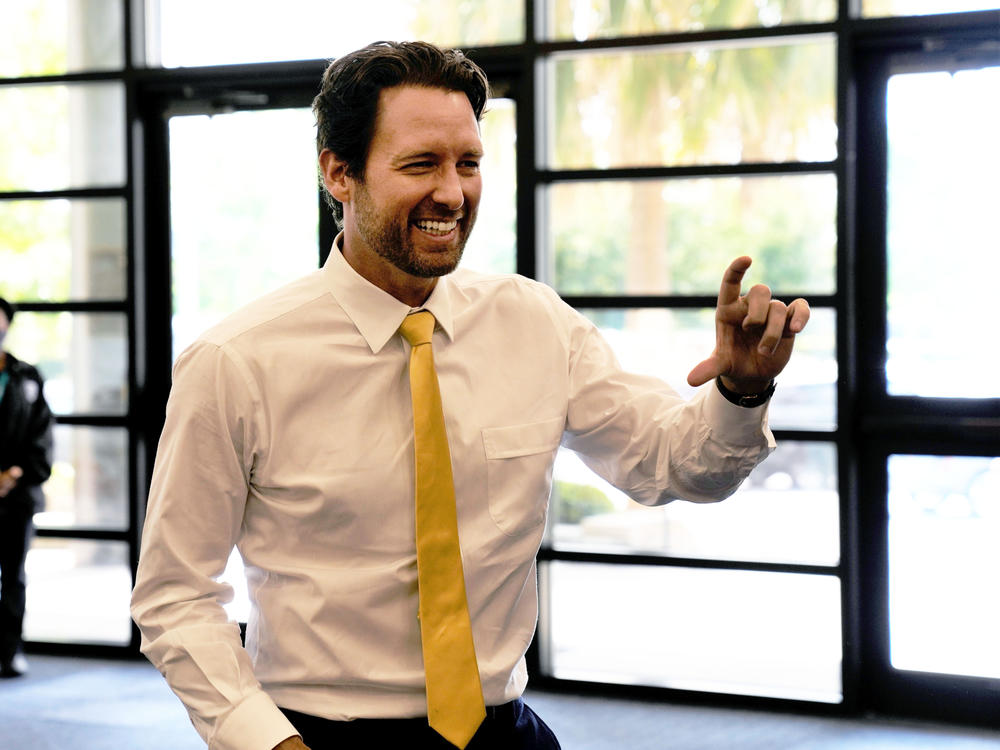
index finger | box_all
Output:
[718,255,753,306]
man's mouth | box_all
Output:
[413,218,458,236]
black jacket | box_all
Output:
[0,353,54,513]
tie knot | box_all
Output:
[399,310,436,347]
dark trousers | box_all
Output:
[279,699,561,750]
[0,502,33,661]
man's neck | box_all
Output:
[338,235,438,308]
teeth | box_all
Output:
[415,219,457,235]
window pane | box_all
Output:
[24,539,131,646]
[551,441,839,565]
[152,0,523,68]
[543,562,842,702]
[0,83,125,191]
[4,312,127,415]
[0,0,123,77]
[576,307,837,431]
[888,455,1000,679]
[169,108,319,358]
[548,0,836,41]
[0,199,126,301]
[548,175,836,295]
[547,39,836,169]
[37,426,128,531]
[885,67,1000,398]
[462,98,517,275]
[862,0,999,17]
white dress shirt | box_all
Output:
[131,245,775,750]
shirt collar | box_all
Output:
[323,234,455,353]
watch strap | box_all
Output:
[715,376,775,408]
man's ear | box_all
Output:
[318,149,352,203]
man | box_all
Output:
[0,297,54,678]
[132,41,809,750]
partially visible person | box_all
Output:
[0,297,54,678]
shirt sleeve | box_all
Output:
[552,295,776,506]
[130,340,298,750]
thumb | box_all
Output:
[9,466,23,480]
[687,356,721,388]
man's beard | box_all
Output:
[353,182,475,278]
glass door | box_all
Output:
[882,63,1000,683]
[168,107,322,359]
[854,36,1000,725]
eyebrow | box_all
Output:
[391,148,485,166]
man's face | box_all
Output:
[345,85,484,280]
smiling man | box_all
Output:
[326,84,483,304]
[132,41,809,750]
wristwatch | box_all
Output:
[715,376,776,408]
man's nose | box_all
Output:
[431,166,465,211]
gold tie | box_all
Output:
[399,311,486,749]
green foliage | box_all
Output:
[408,0,524,46]
[553,480,615,524]
[0,201,71,301]
[0,2,67,78]
[551,175,836,297]
[550,0,836,39]
[554,226,625,294]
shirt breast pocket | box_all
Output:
[481,417,565,537]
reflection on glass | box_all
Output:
[153,0,522,67]
[24,539,131,646]
[4,312,127,415]
[0,0,123,77]
[462,98,517,275]
[0,199,126,302]
[0,83,125,192]
[551,441,839,564]
[863,0,999,17]
[37,426,127,531]
[576,307,837,430]
[885,67,1000,397]
[548,0,836,41]
[548,175,836,295]
[170,108,319,359]
[543,561,842,701]
[888,454,1000,679]
[548,39,836,169]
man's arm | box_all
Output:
[557,256,807,506]
[131,341,298,750]
[1,368,54,494]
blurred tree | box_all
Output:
[550,0,836,298]
[553,480,615,523]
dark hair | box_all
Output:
[312,40,490,224]
[0,297,14,324]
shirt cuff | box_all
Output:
[210,690,300,750]
[703,378,774,447]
